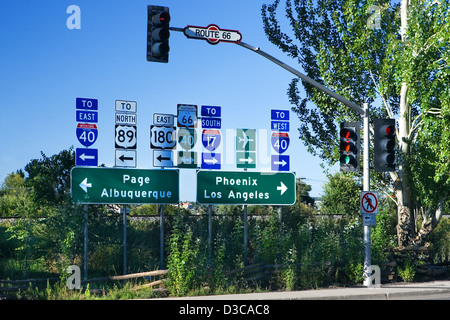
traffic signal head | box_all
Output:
[373,118,396,172]
[339,122,361,172]
[147,6,170,63]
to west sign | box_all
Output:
[183,24,242,45]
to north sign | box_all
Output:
[197,171,296,205]
[71,167,179,204]
[183,24,242,45]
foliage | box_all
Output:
[0,148,448,299]
[261,0,449,246]
[429,217,450,263]
[320,172,361,215]
[165,216,198,296]
[397,254,416,282]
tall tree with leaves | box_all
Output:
[262,0,449,247]
[24,148,74,208]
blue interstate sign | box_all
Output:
[76,110,98,123]
[271,109,289,120]
[76,123,98,147]
[271,132,290,154]
[76,148,98,166]
[201,152,221,170]
[76,97,98,110]
[202,129,221,151]
[201,105,221,117]
[271,155,290,171]
[271,121,289,132]
[201,117,221,129]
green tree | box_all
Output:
[320,172,361,215]
[24,148,74,208]
[296,178,315,206]
[262,0,449,247]
[0,170,33,217]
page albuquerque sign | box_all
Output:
[71,167,179,204]
[197,170,296,205]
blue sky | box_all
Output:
[0,0,340,200]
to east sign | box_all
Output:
[76,98,98,110]
[197,171,296,205]
[153,113,174,127]
[71,167,179,204]
[76,110,98,123]
[183,24,242,45]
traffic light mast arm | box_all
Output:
[236,41,365,116]
[169,27,364,115]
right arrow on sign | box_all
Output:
[277,181,288,195]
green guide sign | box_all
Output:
[71,167,179,204]
[197,170,296,205]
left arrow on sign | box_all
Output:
[79,153,96,161]
[119,154,134,162]
[79,178,92,193]
[277,182,288,195]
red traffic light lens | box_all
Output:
[340,128,350,139]
[385,125,394,136]
[159,12,170,24]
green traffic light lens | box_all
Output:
[345,155,351,164]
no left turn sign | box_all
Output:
[360,191,378,215]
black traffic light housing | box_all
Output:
[339,122,361,172]
[147,5,170,63]
[373,118,396,172]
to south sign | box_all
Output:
[183,24,242,45]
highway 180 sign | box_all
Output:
[183,24,242,45]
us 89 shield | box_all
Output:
[115,125,137,149]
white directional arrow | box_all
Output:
[181,156,194,164]
[239,157,254,163]
[79,178,92,193]
[274,159,287,167]
[204,157,218,165]
[79,153,96,161]
[277,181,288,195]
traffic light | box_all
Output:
[373,118,396,172]
[339,122,361,172]
[147,6,170,63]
